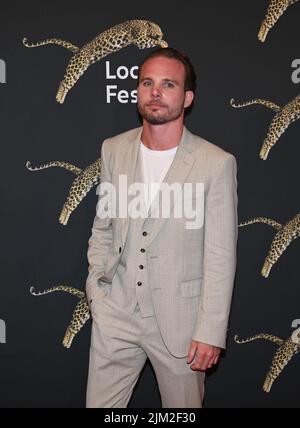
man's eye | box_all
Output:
[165,82,174,88]
[143,81,151,86]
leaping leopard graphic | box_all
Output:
[23,19,168,103]
[235,326,300,392]
[239,212,300,278]
[26,158,101,225]
[258,0,299,42]
[30,286,90,348]
[230,95,300,160]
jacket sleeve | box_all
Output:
[85,139,113,301]
[192,154,238,349]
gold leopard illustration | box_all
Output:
[30,286,90,348]
[258,0,299,42]
[23,20,168,103]
[235,326,300,392]
[239,212,300,278]
[26,158,101,225]
[230,95,300,160]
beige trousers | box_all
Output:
[86,294,205,408]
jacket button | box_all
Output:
[119,247,122,254]
[142,231,148,236]
[140,248,146,253]
[137,282,142,286]
[139,265,144,270]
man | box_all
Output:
[85,48,238,408]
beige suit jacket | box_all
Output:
[86,126,238,357]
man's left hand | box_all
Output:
[187,340,221,371]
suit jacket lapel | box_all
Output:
[119,127,142,246]
[119,126,199,248]
[142,126,198,247]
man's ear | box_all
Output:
[184,91,194,108]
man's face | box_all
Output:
[137,57,194,125]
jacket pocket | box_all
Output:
[180,277,202,298]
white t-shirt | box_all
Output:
[140,140,178,213]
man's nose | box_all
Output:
[151,86,161,99]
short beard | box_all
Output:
[142,114,170,125]
[138,104,184,125]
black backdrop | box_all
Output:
[0,0,300,408]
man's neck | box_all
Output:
[141,119,184,151]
